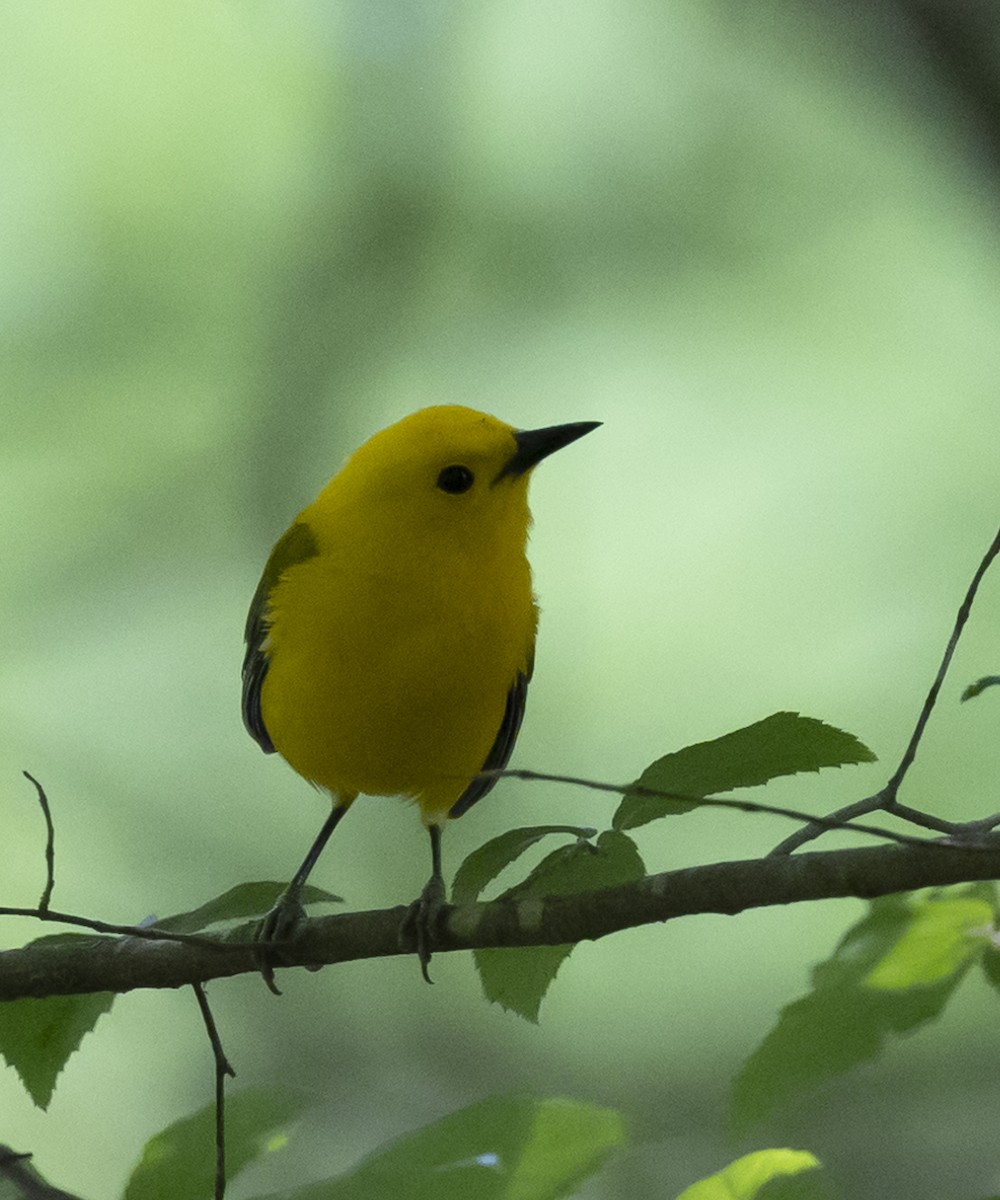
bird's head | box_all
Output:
[316,406,600,550]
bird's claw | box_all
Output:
[253,888,307,995]
[400,874,446,984]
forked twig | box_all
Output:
[772,524,1000,854]
[497,769,974,851]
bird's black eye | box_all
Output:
[437,465,475,494]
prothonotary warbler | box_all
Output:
[242,405,599,989]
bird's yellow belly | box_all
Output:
[261,555,534,816]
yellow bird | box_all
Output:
[242,405,599,987]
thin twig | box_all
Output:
[883,524,1000,805]
[193,983,236,1200]
[769,792,887,855]
[769,793,987,855]
[883,802,969,835]
[0,906,228,949]
[22,772,55,913]
[495,768,965,851]
[961,675,1000,701]
[772,524,1000,854]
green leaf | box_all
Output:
[676,1149,823,1200]
[477,945,571,1027]
[615,712,876,831]
[961,675,1000,702]
[260,1095,625,1200]
[863,894,993,989]
[451,826,598,906]
[732,886,994,1132]
[153,882,341,934]
[0,975,114,1109]
[123,1086,306,1200]
[475,831,645,1022]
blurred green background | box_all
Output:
[3,1,1000,1196]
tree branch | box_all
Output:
[772,521,1000,853]
[2,838,999,1001]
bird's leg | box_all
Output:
[255,803,349,995]
[401,823,446,984]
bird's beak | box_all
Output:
[494,420,601,483]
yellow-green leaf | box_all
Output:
[864,896,993,989]
[676,1149,822,1200]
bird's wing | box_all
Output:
[448,666,531,818]
[242,520,319,754]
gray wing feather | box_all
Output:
[448,669,529,818]
[241,520,319,755]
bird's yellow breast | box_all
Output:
[260,501,536,817]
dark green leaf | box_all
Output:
[0,986,114,1109]
[153,882,341,934]
[123,1086,306,1200]
[732,886,994,1132]
[676,1149,825,1200]
[475,831,645,1022]
[259,1095,624,1200]
[961,676,1000,702]
[615,712,877,831]
[451,826,597,906]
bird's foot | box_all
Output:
[253,887,307,995]
[400,873,446,984]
